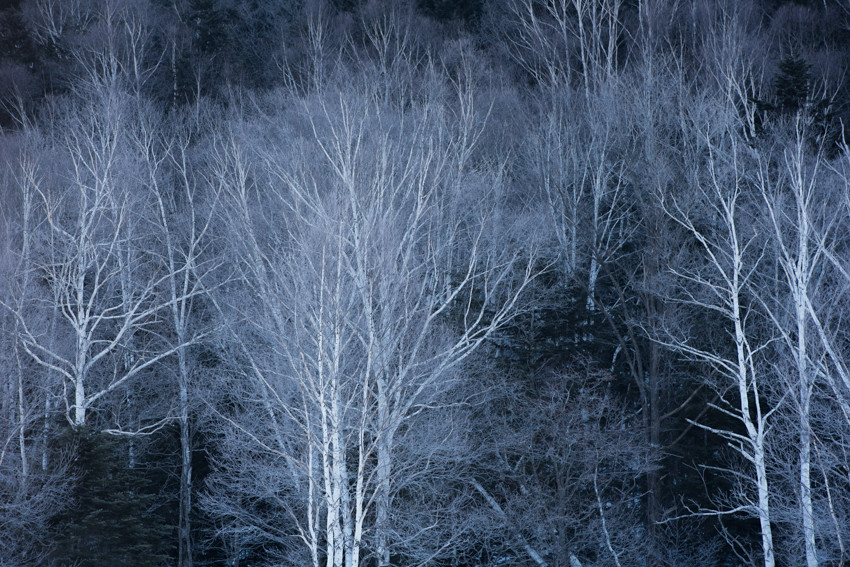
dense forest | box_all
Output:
[1,0,850,566]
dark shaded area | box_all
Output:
[48,427,171,567]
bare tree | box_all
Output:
[810,136,850,434]
[4,82,195,433]
[131,102,222,567]
[751,115,846,567]
[504,0,623,99]
[0,125,72,567]
[526,78,629,304]
[661,107,777,567]
[472,362,653,567]
[204,44,537,565]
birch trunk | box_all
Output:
[178,347,193,567]
[375,379,393,567]
[757,125,821,567]
[662,127,776,567]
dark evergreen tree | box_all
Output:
[774,53,811,113]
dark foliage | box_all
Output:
[48,427,171,567]
[774,54,811,113]
[417,0,484,24]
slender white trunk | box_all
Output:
[472,480,548,567]
[587,255,599,308]
[800,419,816,567]
[44,302,58,470]
[569,205,578,277]
[42,395,50,471]
[762,134,818,567]
[16,180,32,480]
[796,168,818,567]
[178,348,193,567]
[330,430,345,567]
[754,439,775,567]
[73,267,88,427]
[307,442,321,567]
[16,342,28,479]
[334,387,355,567]
[322,380,351,567]
[594,466,622,567]
[588,163,603,303]
[74,356,86,428]
[128,392,136,468]
[733,256,774,567]
[573,0,592,103]
[375,378,393,567]
[797,284,817,567]
[322,407,339,567]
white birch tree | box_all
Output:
[0,127,73,567]
[205,51,536,566]
[752,116,845,567]
[5,86,197,433]
[505,0,623,99]
[661,116,777,567]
